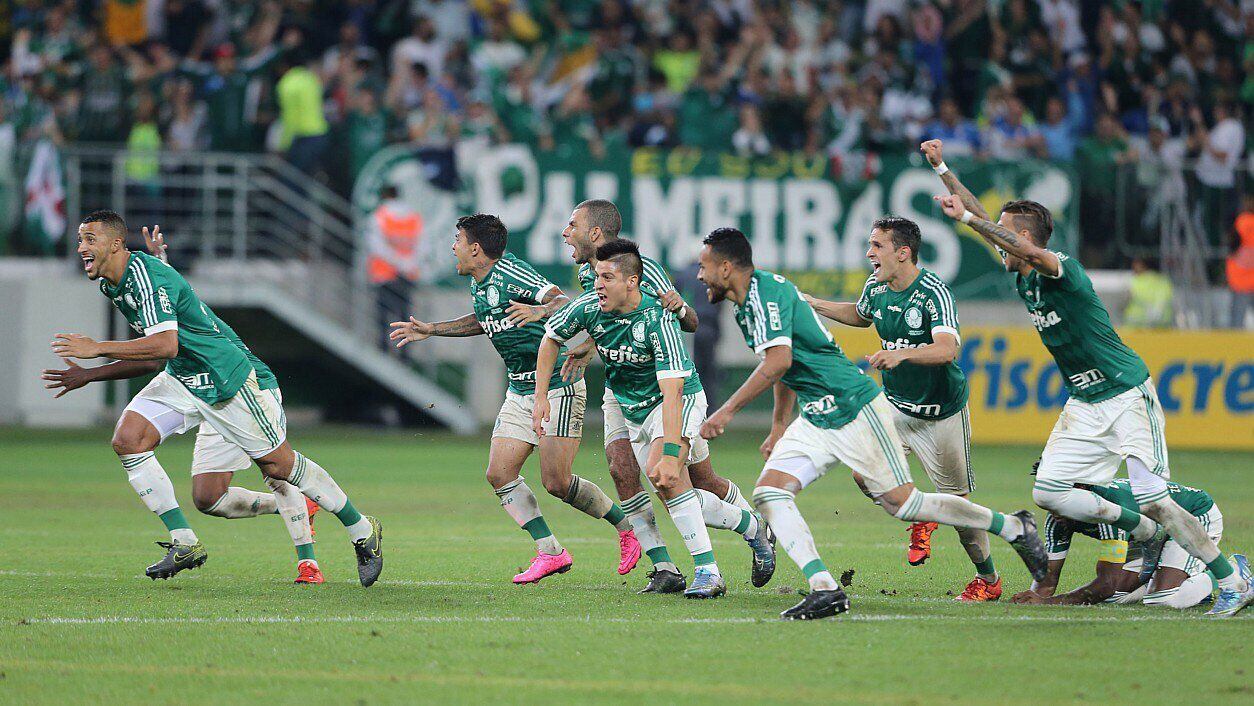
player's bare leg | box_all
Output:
[607,437,682,592]
[537,435,640,575]
[485,437,571,583]
[255,441,382,587]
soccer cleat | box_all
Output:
[1007,510,1049,582]
[1132,527,1169,587]
[907,521,939,566]
[746,514,777,587]
[638,568,686,594]
[352,516,384,587]
[145,540,207,580]
[294,559,324,585]
[683,568,727,599]
[781,588,850,620]
[1207,554,1254,618]
[513,549,573,584]
[617,530,642,575]
[955,576,1002,602]
[305,497,320,538]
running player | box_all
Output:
[55,210,382,585]
[804,217,1001,601]
[389,214,638,584]
[534,239,769,598]
[557,200,772,593]
[695,227,1048,620]
[1012,479,1241,610]
[925,137,1253,617]
[44,227,323,584]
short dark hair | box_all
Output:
[1000,200,1054,245]
[594,238,642,281]
[456,213,508,259]
[872,216,922,263]
[702,227,753,269]
[577,199,622,238]
[81,209,128,239]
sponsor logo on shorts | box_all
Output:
[176,372,215,390]
[888,395,942,417]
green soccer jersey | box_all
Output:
[1016,252,1150,402]
[1044,478,1215,556]
[101,251,253,404]
[735,270,880,429]
[545,291,700,424]
[855,269,968,420]
[578,255,673,295]
[471,253,572,395]
[211,313,278,391]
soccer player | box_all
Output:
[44,226,324,584]
[1012,479,1240,610]
[804,217,1001,601]
[389,214,638,584]
[925,137,1254,617]
[55,210,382,585]
[695,227,1048,620]
[557,200,772,593]
[534,239,768,599]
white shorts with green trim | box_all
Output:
[1035,380,1169,493]
[1123,505,1223,578]
[493,379,586,445]
[602,386,629,445]
[891,403,974,495]
[765,393,912,496]
[125,371,287,460]
[624,390,707,472]
[191,389,285,475]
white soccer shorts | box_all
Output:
[891,404,975,495]
[492,379,586,445]
[624,389,708,472]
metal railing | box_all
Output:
[63,146,374,341]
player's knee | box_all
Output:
[1032,486,1066,513]
[192,488,225,513]
[541,474,570,499]
[111,426,156,456]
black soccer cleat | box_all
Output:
[1132,526,1169,587]
[638,568,686,594]
[781,588,850,620]
[746,514,777,588]
[353,516,384,587]
[145,540,207,580]
[1008,510,1049,582]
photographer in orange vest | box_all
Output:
[1229,194,1254,329]
[368,185,423,349]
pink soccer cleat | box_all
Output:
[512,550,573,584]
[617,530,642,575]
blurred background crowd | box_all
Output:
[0,0,1251,291]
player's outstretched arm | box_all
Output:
[802,293,871,328]
[42,359,164,398]
[390,314,482,347]
[921,139,990,221]
[934,195,1060,277]
[700,345,792,440]
[1036,561,1127,605]
[52,331,178,361]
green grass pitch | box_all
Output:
[0,427,1250,704]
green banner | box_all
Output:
[357,144,1078,300]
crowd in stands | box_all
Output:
[1,1,1251,258]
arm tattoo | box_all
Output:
[940,171,990,221]
[432,313,484,337]
[968,216,1022,252]
[539,288,570,316]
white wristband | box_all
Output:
[677,305,688,320]
[960,210,974,225]
[933,162,949,175]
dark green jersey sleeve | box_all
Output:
[132,255,181,335]
[649,309,693,381]
[545,291,598,343]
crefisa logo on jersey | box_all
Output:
[905,307,923,329]
[486,286,500,307]
[631,321,646,343]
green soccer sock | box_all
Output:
[975,556,997,578]
[295,543,316,561]
[159,507,192,532]
[603,503,628,530]
[334,499,363,527]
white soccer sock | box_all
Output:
[622,491,676,572]
[1111,583,1149,604]
[722,482,753,512]
[892,488,1019,534]
[1033,485,1157,541]
[203,487,277,518]
[288,452,372,541]
[120,452,197,544]
[562,475,614,521]
[265,477,314,549]
[1137,498,1245,591]
[696,489,756,536]
[753,485,837,591]
[495,477,562,555]
[664,489,718,575]
[1144,573,1215,609]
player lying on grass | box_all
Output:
[696,227,1048,620]
[555,199,772,594]
[533,239,774,599]
[55,210,382,585]
[1012,478,1243,609]
[43,226,324,584]
[926,137,1253,617]
[804,217,1002,602]
[390,214,639,585]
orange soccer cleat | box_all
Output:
[955,576,1002,602]
[295,559,324,585]
[907,522,939,566]
[305,497,320,537]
